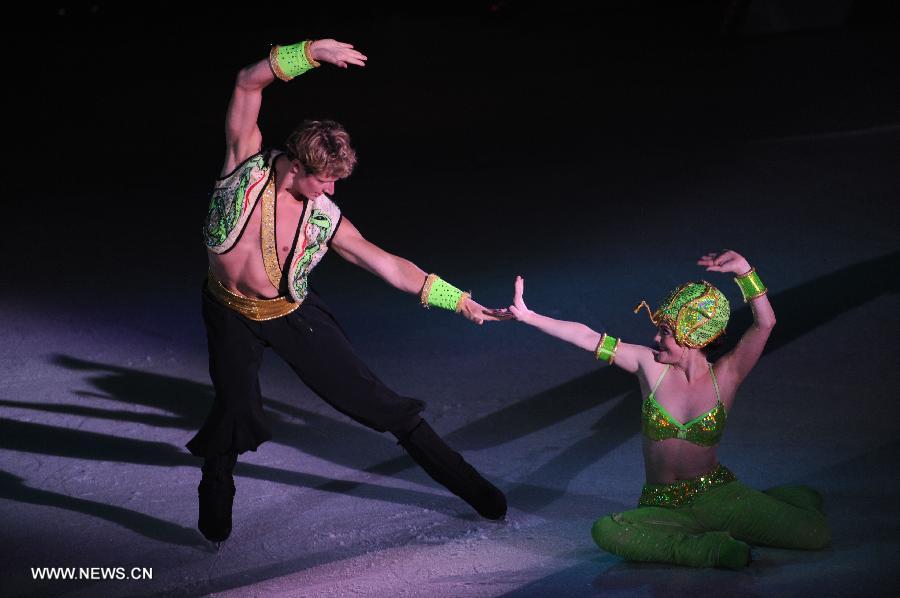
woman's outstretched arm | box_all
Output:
[505,276,655,375]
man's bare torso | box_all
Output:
[209,156,305,299]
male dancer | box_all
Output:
[188,38,507,543]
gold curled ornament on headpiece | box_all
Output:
[633,281,730,349]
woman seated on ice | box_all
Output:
[499,250,830,569]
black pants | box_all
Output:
[187,283,425,458]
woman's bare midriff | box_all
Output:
[642,437,719,485]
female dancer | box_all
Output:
[502,250,830,569]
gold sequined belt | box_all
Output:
[206,272,299,321]
[638,464,736,509]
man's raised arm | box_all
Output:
[221,39,367,174]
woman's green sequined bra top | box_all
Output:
[642,364,726,447]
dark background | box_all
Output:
[6,0,899,337]
[5,1,899,304]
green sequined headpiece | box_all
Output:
[634,281,730,348]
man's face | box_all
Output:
[292,161,337,200]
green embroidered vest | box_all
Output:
[203,149,341,304]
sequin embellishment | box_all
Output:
[638,464,737,509]
[641,364,727,447]
[259,175,283,290]
[642,396,726,446]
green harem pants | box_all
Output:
[591,468,831,569]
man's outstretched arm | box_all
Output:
[222,39,367,175]
[331,217,503,325]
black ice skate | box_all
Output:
[197,453,237,543]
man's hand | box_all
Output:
[308,39,367,68]
[697,250,752,276]
[459,297,510,325]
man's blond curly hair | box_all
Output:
[285,119,357,179]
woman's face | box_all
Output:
[652,323,683,363]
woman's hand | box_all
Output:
[309,39,367,68]
[697,250,752,276]
[506,276,533,322]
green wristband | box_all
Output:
[734,268,767,302]
[420,274,468,312]
[269,41,317,82]
[595,334,620,363]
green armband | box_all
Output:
[420,274,470,312]
[734,267,767,302]
[595,333,620,363]
[269,41,319,82]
